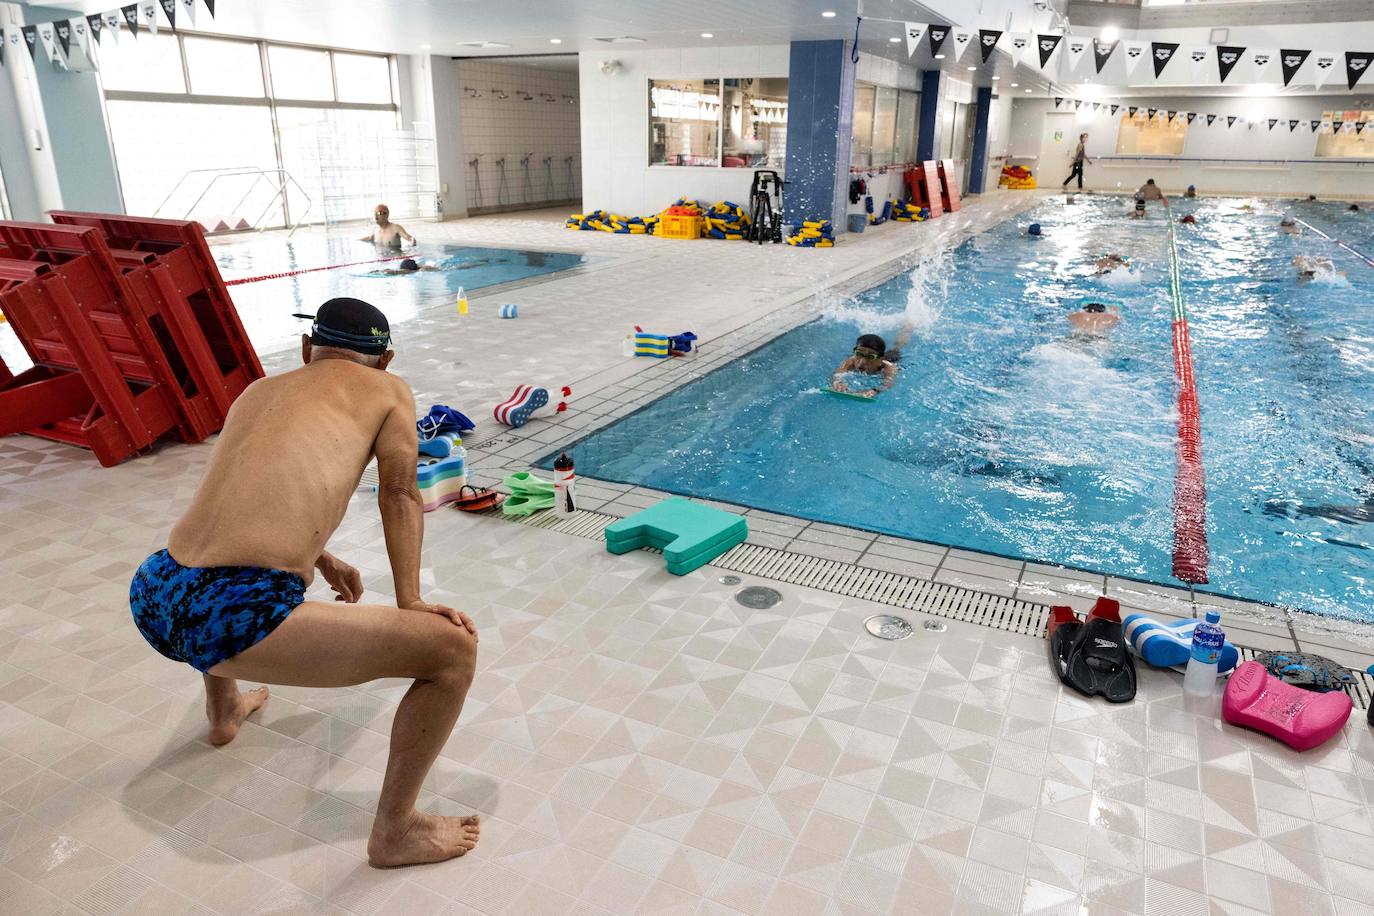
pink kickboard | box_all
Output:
[1222,661,1352,751]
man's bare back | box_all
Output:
[169,360,406,580]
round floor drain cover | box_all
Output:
[865,614,913,640]
[922,619,947,632]
[735,586,782,609]
[719,575,741,586]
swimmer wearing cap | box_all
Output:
[376,258,440,276]
[1067,301,1120,335]
[1094,253,1129,275]
[1130,196,1147,219]
[830,332,909,398]
[1027,223,1043,237]
[361,203,416,249]
[1280,217,1300,236]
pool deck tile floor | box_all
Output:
[1,194,1372,915]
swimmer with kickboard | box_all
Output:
[824,330,910,402]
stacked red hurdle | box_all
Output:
[0,212,262,466]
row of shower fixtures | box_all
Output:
[464,87,577,104]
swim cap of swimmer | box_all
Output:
[1084,303,1107,314]
[293,297,391,355]
[399,258,419,271]
[855,334,886,357]
[1350,204,1361,211]
[1180,215,1196,224]
[1280,218,1295,226]
[1027,223,1042,236]
[1187,185,1195,192]
[1135,199,1146,210]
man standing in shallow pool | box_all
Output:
[362,203,416,248]
[128,298,481,868]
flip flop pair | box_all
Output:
[501,471,556,516]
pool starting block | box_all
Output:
[604,497,747,575]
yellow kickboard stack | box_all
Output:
[701,201,751,240]
[891,201,925,222]
[565,209,660,234]
[785,219,835,247]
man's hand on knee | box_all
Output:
[401,598,478,641]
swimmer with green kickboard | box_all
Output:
[824,331,908,401]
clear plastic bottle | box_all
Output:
[1183,610,1225,696]
[456,286,468,316]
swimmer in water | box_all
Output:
[360,204,416,249]
[1280,217,1301,235]
[1136,179,1168,205]
[1349,203,1361,212]
[1067,302,1120,335]
[830,331,908,398]
[1184,185,1197,199]
[1129,196,1147,219]
[1178,214,1197,225]
[374,258,440,276]
[1094,253,1129,275]
[1293,255,1345,281]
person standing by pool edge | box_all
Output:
[362,203,416,248]
[1062,133,1090,191]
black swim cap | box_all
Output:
[293,297,391,355]
[399,258,419,271]
[1085,303,1107,313]
[856,334,886,356]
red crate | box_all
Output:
[937,159,962,212]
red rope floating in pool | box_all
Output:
[224,255,410,286]
[1166,212,1208,584]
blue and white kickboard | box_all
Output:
[1122,614,1239,674]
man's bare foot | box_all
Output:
[367,812,481,868]
[206,685,269,746]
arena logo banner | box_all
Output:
[1147,107,1158,119]
[927,24,950,58]
[1110,104,1119,115]
[1151,42,1179,78]
[950,28,973,62]
[1250,50,1275,82]
[21,24,37,59]
[1226,115,1238,127]
[903,23,924,58]
[978,29,1002,63]
[1123,41,1147,78]
[1093,39,1117,74]
[1007,33,1030,69]
[1267,118,1278,130]
[1313,54,1336,90]
[86,14,103,44]
[104,10,124,42]
[180,0,196,27]
[1347,51,1374,89]
[1289,119,1299,131]
[1311,119,1321,131]
[1065,37,1089,74]
[1054,96,1063,108]
[121,4,140,37]
[139,2,159,36]
[1280,49,1310,87]
[36,22,58,62]
[1358,121,1368,135]
[1186,112,1197,123]
[1216,46,1245,83]
[1187,47,1210,79]
[1207,114,1217,126]
[1036,33,1062,69]
[159,0,178,29]
[1128,106,1138,117]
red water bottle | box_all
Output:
[553,452,576,516]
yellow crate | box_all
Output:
[657,214,702,240]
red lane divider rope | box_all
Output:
[223,255,409,286]
[1292,217,1374,268]
[1165,208,1209,585]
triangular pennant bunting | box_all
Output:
[1151,42,1179,78]
[122,4,140,37]
[159,0,178,29]
[1074,99,1082,110]
[1358,121,1368,135]
[180,0,197,27]
[1250,49,1275,81]
[1092,102,1101,111]
[1123,41,1147,77]
[87,14,104,44]
[104,10,123,42]
[904,23,924,59]
[950,28,974,62]
[1280,49,1310,87]
[1186,112,1197,123]
[1110,104,1119,115]
[205,0,215,15]
[1187,46,1210,79]
[1128,106,1138,117]
[1217,45,1245,83]
[1311,119,1321,131]
[1007,33,1030,69]
[36,23,57,62]
[1207,114,1217,126]
[978,29,1002,64]
[1346,51,1373,89]
[1054,96,1063,108]
[1267,118,1278,130]
[54,20,71,57]
[927,24,950,57]
[1227,115,1237,127]
[68,18,96,70]
[1313,53,1336,90]
[1093,39,1117,74]
[1289,119,1299,131]
[21,25,38,59]
[139,2,160,36]
[1064,37,1089,74]
[1147,107,1158,119]
[1036,33,1062,69]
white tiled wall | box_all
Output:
[454,60,582,212]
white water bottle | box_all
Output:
[1183,610,1225,696]
[553,452,576,516]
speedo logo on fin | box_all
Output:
[1093,638,1118,649]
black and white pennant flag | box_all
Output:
[1310,119,1321,131]
[1122,41,1147,78]
[927,24,950,58]
[904,23,924,59]
[1036,34,1062,69]
[1054,96,1063,109]
[1007,33,1031,69]
[1110,104,1119,116]
[1093,102,1101,111]
[54,20,71,58]
[1064,37,1089,75]
[978,30,1002,64]
[1147,107,1158,119]
[950,28,974,62]
[1166,109,1177,122]
[1216,46,1245,83]
[1279,49,1310,87]
[140,2,159,36]
[36,23,58,63]
[1250,49,1276,82]
[1312,53,1336,90]
[1074,99,1082,110]
[1093,39,1117,74]
[1288,119,1298,131]
[180,0,197,28]
[1267,118,1278,130]
[158,0,178,30]
[1346,51,1374,89]
[69,18,97,70]
[1151,42,1179,78]
[1207,114,1217,126]
[86,14,104,45]
[121,5,140,38]
[1127,106,1138,118]
[1357,121,1367,135]
[104,10,123,42]
[1226,115,1237,127]
[1186,112,1197,124]
[22,24,40,59]
[1187,47,1210,79]
[205,0,216,15]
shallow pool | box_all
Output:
[553,195,1374,622]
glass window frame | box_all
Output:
[648,76,789,170]
[99,31,399,226]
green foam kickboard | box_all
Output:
[604,497,748,575]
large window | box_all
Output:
[100,35,399,228]
[852,83,919,168]
[1116,112,1187,155]
[1316,110,1374,159]
[649,77,787,169]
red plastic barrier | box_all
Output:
[937,159,962,212]
[906,162,944,219]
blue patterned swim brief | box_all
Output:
[129,549,305,673]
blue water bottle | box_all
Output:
[1183,610,1225,697]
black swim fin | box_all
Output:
[1051,598,1137,703]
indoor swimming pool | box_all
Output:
[556,195,1374,622]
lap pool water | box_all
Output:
[555,196,1374,622]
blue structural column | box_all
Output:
[783,40,855,231]
[915,70,943,163]
[966,86,993,194]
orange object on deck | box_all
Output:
[938,159,962,212]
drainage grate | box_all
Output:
[865,615,914,640]
[735,586,783,609]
